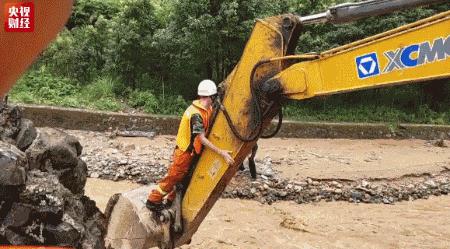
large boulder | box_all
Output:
[0,106,29,244]
[0,105,37,151]
[0,106,106,248]
[0,141,28,233]
[0,105,22,144]
[0,170,106,248]
[26,128,86,194]
[105,186,163,249]
[15,118,37,151]
[0,141,27,187]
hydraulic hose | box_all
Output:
[220,54,318,142]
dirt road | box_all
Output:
[78,133,449,249]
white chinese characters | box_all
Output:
[7,5,32,30]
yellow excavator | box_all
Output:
[106,1,450,248]
[1,0,449,249]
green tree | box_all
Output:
[39,0,119,83]
[67,0,120,29]
[105,0,161,90]
[154,0,283,98]
[40,17,110,83]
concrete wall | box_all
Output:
[19,104,450,139]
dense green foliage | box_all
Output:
[284,85,450,124]
[9,0,450,124]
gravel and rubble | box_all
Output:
[74,130,173,184]
[0,105,105,248]
[225,165,450,205]
[1,104,447,247]
[68,129,450,206]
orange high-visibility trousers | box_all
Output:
[148,148,194,203]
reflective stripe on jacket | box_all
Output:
[176,100,212,154]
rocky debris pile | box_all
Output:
[224,164,450,205]
[69,129,450,206]
[78,137,275,185]
[85,155,167,184]
[430,138,448,148]
[75,131,172,184]
[0,105,105,248]
[0,105,36,151]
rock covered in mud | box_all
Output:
[76,128,450,207]
[26,129,86,194]
[223,170,450,205]
[0,105,37,151]
[0,105,105,248]
[16,119,37,151]
[0,141,27,187]
[0,105,21,143]
[0,141,28,223]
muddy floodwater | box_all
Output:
[81,134,450,249]
[86,178,450,249]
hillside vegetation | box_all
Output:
[9,0,450,124]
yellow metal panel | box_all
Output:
[285,11,450,100]
[279,61,322,99]
[179,16,290,242]
[176,10,450,246]
[275,66,307,94]
[321,20,450,94]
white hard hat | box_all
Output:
[197,79,217,96]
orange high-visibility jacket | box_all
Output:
[176,100,212,154]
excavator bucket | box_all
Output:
[104,186,161,249]
[105,185,182,249]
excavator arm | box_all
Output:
[175,0,450,246]
[106,1,450,248]
[269,10,450,101]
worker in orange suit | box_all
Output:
[146,79,235,211]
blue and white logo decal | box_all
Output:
[356,52,380,79]
[355,35,450,80]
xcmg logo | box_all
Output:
[356,35,450,79]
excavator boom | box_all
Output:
[175,4,450,248]
[104,1,450,248]
[300,0,448,25]
[275,10,450,100]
